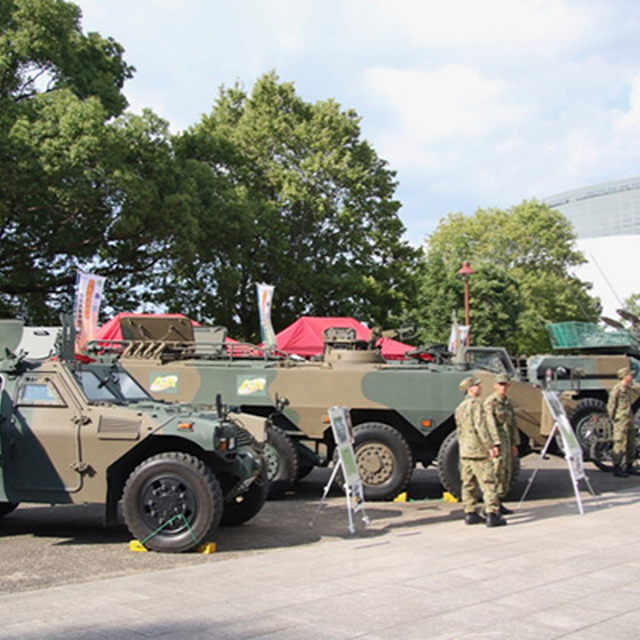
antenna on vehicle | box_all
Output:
[589,252,624,308]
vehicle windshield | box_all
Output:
[75,368,151,403]
[465,349,517,376]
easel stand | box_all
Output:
[310,406,370,535]
[310,460,370,534]
[518,404,598,515]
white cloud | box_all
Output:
[365,64,528,168]
[72,0,640,243]
[367,0,592,50]
[614,73,640,135]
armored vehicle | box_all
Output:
[0,319,267,552]
[105,316,640,498]
[531,321,640,469]
[92,317,557,501]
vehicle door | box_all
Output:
[7,369,86,500]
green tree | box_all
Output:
[166,72,420,339]
[414,201,601,354]
[623,293,640,319]
[0,0,135,322]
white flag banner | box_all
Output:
[256,283,276,349]
[74,271,106,353]
[448,322,470,355]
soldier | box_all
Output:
[454,375,506,527]
[484,373,520,514]
[608,366,638,477]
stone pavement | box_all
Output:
[2,471,640,640]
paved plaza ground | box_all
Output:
[1,457,639,638]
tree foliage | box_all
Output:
[0,0,135,321]
[622,293,640,320]
[1,4,419,337]
[413,201,601,354]
[164,72,420,339]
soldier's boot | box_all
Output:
[499,502,513,515]
[486,512,507,527]
[614,466,629,477]
[625,465,640,476]
[464,512,485,525]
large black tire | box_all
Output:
[264,426,299,499]
[437,431,462,497]
[437,431,520,499]
[220,467,269,526]
[570,398,609,458]
[590,440,614,472]
[348,422,413,501]
[0,502,19,518]
[122,452,223,553]
[590,409,640,472]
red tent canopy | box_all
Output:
[275,316,413,360]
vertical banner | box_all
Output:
[256,282,276,349]
[73,271,106,353]
[448,311,469,355]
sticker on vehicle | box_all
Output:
[150,373,179,393]
[237,376,267,396]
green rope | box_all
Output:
[140,513,200,547]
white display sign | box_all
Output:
[518,390,596,515]
[328,406,365,513]
[311,406,369,534]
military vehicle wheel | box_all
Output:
[570,398,609,457]
[349,422,413,501]
[296,460,315,481]
[122,452,223,553]
[264,426,299,499]
[590,440,614,472]
[0,502,19,518]
[437,431,462,497]
[221,467,269,526]
[437,431,520,499]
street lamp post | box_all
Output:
[457,260,475,346]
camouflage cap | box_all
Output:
[618,366,632,379]
[459,375,481,392]
[495,373,511,384]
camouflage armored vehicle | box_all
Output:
[0,319,267,552]
[530,320,640,469]
[105,316,640,497]
[92,317,557,501]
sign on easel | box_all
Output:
[518,390,597,514]
[310,406,369,534]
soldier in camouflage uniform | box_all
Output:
[454,376,506,527]
[484,373,520,514]
[608,366,638,477]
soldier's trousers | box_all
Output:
[612,418,636,467]
[493,438,512,499]
[460,457,499,514]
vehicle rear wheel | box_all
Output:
[220,466,269,526]
[437,431,462,497]
[264,426,299,499]
[122,452,223,552]
[590,439,614,472]
[570,398,609,458]
[437,431,520,499]
[348,422,413,501]
[0,502,19,518]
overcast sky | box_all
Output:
[74,0,640,250]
